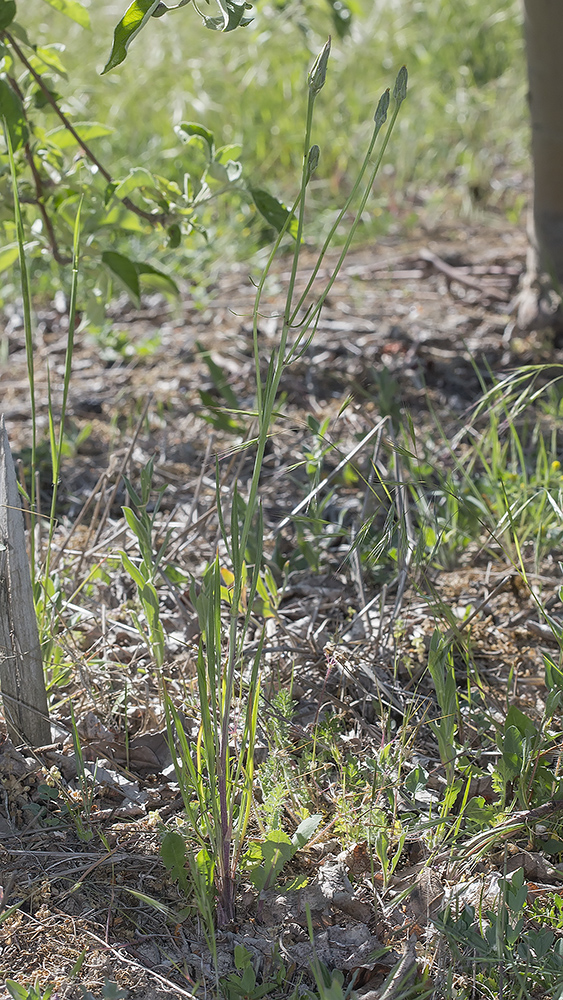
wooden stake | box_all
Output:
[0,416,50,746]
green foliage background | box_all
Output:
[31,0,526,240]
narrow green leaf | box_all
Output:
[0,79,28,150]
[102,0,161,74]
[39,0,90,26]
[6,981,29,1000]
[0,0,16,30]
[119,550,145,591]
[250,187,299,240]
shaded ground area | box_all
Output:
[2,220,563,997]
[2,220,532,511]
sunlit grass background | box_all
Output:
[30,0,527,262]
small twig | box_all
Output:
[271,416,389,537]
[3,31,166,226]
[91,393,154,549]
[420,247,509,302]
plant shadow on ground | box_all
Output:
[4,217,563,999]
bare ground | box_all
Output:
[2,218,563,997]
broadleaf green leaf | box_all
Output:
[207,158,242,183]
[0,79,28,150]
[45,121,114,149]
[0,0,16,30]
[250,187,299,239]
[135,261,178,294]
[102,0,161,74]
[39,0,90,28]
[114,166,157,199]
[0,243,19,272]
[167,223,181,248]
[102,250,141,303]
[102,250,179,303]
[7,22,32,48]
[175,121,214,158]
[202,0,253,31]
[33,45,68,78]
[215,143,242,164]
[161,830,190,896]
[291,814,322,849]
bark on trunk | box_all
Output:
[525,0,563,281]
[516,0,563,331]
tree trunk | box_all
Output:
[517,0,563,330]
[524,0,563,282]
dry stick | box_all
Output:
[74,472,111,578]
[271,416,388,538]
[349,422,388,639]
[348,523,368,638]
[389,439,417,628]
[83,927,198,999]
[166,432,214,561]
[360,421,387,524]
[420,247,509,302]
[156,501,217,563]
[212,422,259,552]
[50,467,109,571]
[15,457,31,535]
[91,393,153,550]
[339,577,395,642]
[3,31,166,227]
[442,573,512,643]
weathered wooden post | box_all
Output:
[0,416,50,746]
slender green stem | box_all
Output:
[288,94,389,327]
[44,198,83,590]
[285,89,405,365]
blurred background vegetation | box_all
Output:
[21,0,527,295]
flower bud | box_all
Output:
[309,37,331,96]
[393,65,408,103]
[374,89,390,127]
[306,144,320,181]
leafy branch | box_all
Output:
[0,0,289,312]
